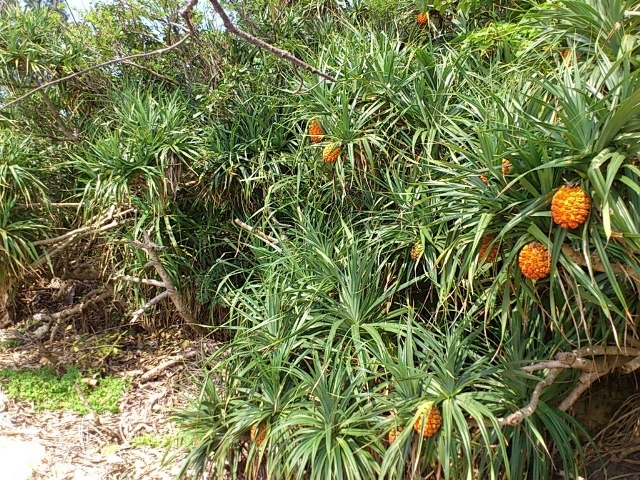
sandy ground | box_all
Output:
[0,326,217,480]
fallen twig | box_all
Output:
[37,286,115,342]
[621,354,640,374]
[75,382,101,426]
[137,350,198,384]
[31,287,114,324]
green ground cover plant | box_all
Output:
[131,434,172,448]
[0,366,128,414]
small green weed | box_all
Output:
[0,339,23,349]
[0,366,128,413]
[131,433,171,448]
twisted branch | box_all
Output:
[207,0,336,82]
[499,346,640,426]
[498,368,563,426]
[127,232,206,335]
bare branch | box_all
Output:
[30,287,114,342]
[620,354,640,374]
[30,215,132,270]
[0,33,193,111]
[522,357,593,372]
[625,334,640,349]
[127,232,206,335]
[39,88,78,142]
[498,368,563,426]
[14,202,82,209]
[499,345,640,425]
[114,274,167,288]
[207,0,337,82]
[121,60,180,85]
[130,290,171,324]
[562,244,640,291]
[234,218,281,252]
[179,0,198,34]
[33,207,134,246]
[571,346,640,357]
[557,363,616,412]
[137,350,198,384]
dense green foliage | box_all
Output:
[1,0,639,478]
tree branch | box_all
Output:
[207,0,337,82]
[234,218,281,252]
[127,231,206,335]
[561,244,640,291]
[555,352,636,412]
[0,29,193,111]
[499,345,640,426]
[130,290,171,324]
[14,202,82,209]
[39,88,79,142]
[498,368,563,426]
[114,274,167,288]
[121,60,180,85]
[179,0,198,34]
[33,208,134,246]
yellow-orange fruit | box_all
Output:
[323,143,341,163]
[410,242,424,261]
[502,158,512,175]
[388,425,402,444]
[518,242,551,280]
[309,119,324,143]
[480,174,489,185]
[250,423,267,446]
[478,235,498,264]
[413,402,442,438]
[551,185,590,229]
[417,13,428,25]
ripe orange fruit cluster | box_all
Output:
[518,242,551,280]
[478,234,498,264]
[551,184,590,229]
[309,118,324,143]
[501,158,512,175]
[410,242,424,261]
[250,423,267,446]
[323,143,342,163]
[413,402,442,438]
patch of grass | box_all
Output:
[131,433,171,448]
[0,366,128,413]
[0,339,23,349]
